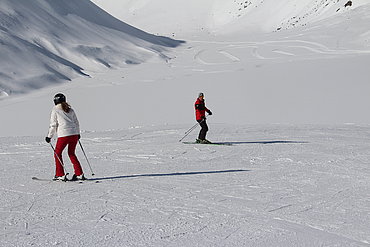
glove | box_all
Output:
[208,111,213,115]
[78,134,81,140]
[45,137,51,143]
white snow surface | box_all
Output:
[0,0,369,136]
[92,0,370,36]
[1,125,370,246]
[1,1,370,246]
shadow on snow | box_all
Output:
[88,169,249,181]
[213,141,308,145]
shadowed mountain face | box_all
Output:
[0,0,183,97]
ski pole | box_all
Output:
[179,114,209,142]
[184,122,199,135]
[78,140,95,176]
[179,128,196,142]
[184,114,209,134]
[50,143,67,176]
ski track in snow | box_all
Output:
[2,14,370,136]
[1,124,370,246]
[193,39,370,66]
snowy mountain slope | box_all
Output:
[212,0,368,33]
[0,4,370,136]
[92,0,370,36]
[0,0,183,97]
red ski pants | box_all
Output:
[54,135,83,177]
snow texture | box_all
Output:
[1,0,370,246]
[1,125,370,246]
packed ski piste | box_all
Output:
[40,92,222,182]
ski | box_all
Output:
[32,177,69,182]
[32,176,98,183]
[32,172,70,182]
[32,172,69,182]
[182,141,232,146]
[32,177,53,182]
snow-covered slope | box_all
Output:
[1,124,370,246]
[0,0,183,97]
[212,0,369,33]
[92,0,369,36]
[0,0,370,136]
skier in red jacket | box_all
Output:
[195,92,212,143]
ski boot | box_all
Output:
[53,173,69,182]
[201,139,212,144]
[70,174,86,181]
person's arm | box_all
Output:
[47,108,58,139]
[205,104,212,115]
[72,109,80,134]
[70,109,80,139]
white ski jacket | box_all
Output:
[47,104,80,139]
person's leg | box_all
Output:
[198,120,209,140]
[54,137,68,177]
[197,120,203,140]
[67,135,83,176]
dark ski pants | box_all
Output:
[54,135,83,177]
[197,119,209,140]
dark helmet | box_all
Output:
[53,93,66,105]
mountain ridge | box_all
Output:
[92,0,369,36]
[0,0,183,97]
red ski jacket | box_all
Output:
[195,98,210,121]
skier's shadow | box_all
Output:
[213,140,308,145]
[88,169,249,181]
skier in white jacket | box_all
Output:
[45,93,85,181]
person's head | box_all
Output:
[198,92,204,99]
[53,93,70,113]
[53,93,66,105]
